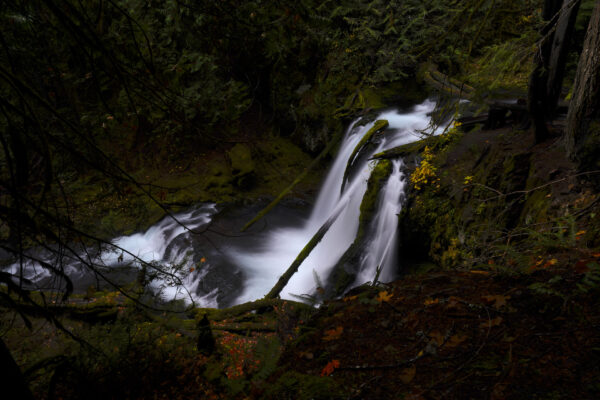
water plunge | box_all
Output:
[4,99,444,307]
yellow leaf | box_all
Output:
[424,298,439,306]
[376,290,393,303]
[343,295,358,302]
[399,365,416,384]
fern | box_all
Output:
[251,337,282,384]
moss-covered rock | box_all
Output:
[227,143,256,189]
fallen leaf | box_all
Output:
[343,295,358,302]
[574,259,592,274]
[470,270,490,275]
[323,326,343,341]
[429,331,445,346]
[399,365,416,384]
[424,298,440,306]
[480,316,503,329]
[446,296,462,309]
[320,359,340,376]
[481,294,510,309]
[376,290,393,303]
[200,257,207,263]
[446,333,468,348]
[189,267,195,272]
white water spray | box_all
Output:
[4,99,445,307]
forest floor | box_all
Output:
[264,265,600,399]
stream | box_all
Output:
[4,99,445,308]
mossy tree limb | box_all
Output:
[265,205,345,299]
[340,119,389,194]
[195,298,312,321]
[327,159,393,296]
[241,128,344,232]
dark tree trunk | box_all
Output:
[0,337,35,400]
[565,1,600,169]
[546,0,581,112]
[528,0,581,143]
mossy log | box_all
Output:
[211,322,277,332]
[195,298,312,321]
[327,159,393,296]
[422,66,475,99]
[241,128,344,232]
[265,205,345,300]
[340,119,389,193]
[370,140,432,160]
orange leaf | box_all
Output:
[189,267,195,272]
[323,326,343,341]
[429,331,445,346]
[470,270,490,275]
[376,290,393,303]
[343,295,358,302]
[574,259,592,274]
[320,359,340,376]
[424,298,439,306]
[200,257,207,263]
[481,294,510,309]
[480,316,503,329]
[446,296,462,309]
[399,364,416,384]
[446,333,468,348]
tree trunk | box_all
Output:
[528,0,581,143]
[565,1,600,169]
[546,0,581,113]
[0,337,35,400]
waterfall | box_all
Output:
[231,99,443,303]
[3,99,444,307]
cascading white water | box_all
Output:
[3,99,444,307]
[231,99,443,303]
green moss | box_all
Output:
[341,119,389,192]
[327,159,393,295]
[358,159,393,235]
[577,120,600,173]
[520,188,550,226]
[361,87,386,109]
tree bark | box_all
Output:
[565,1,600,166]
[528,0,581,143]
[0,337,35,400]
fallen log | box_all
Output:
[265,204,345,299]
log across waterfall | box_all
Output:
[2,99,445,307]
